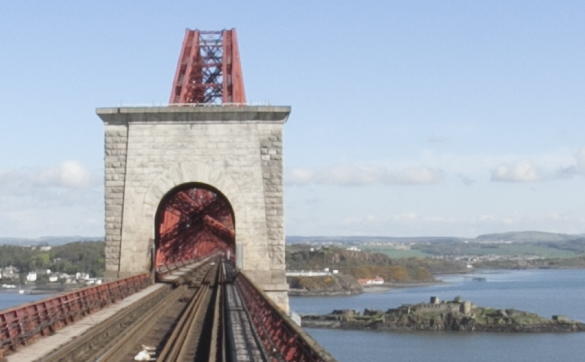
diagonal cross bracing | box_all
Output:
[170,28,246,104]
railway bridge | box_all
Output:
[0,29,334,361]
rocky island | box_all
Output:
[301,296,585,333]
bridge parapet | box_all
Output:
[0,273,151,358]
[235,272,336,361]
[1,262,335,361]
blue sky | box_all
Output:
[1,1,584,237]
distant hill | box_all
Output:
[286,235,464,245]
[475,231,580,243]
[287,231,585,245]
[2,231,581,247]
[0,236,104,246]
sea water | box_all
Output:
[0,291,54,310]
[290,269,585,362]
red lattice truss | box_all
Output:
[170,28,246,104]
[156,187,235,267]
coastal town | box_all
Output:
[0,241,104,293]
[0,264,102,293]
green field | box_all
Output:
[364,242,583,259]
[467,244,578,258]
[362,246,430,259]
[412,242,581,259]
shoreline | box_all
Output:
[289,279,444,297]
[0,285,80,295]
[362,280,443,293]
[288,289,361,297]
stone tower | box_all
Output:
[98,105,290,310]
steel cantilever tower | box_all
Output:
[170,28,246,104]
[98,26,291,312]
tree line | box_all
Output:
[0,241,105,277]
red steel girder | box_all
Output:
[156,186,235,268]
[203,215,235,242]
[235,274,334,361]
[170,28,246,104]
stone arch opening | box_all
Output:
[154,182,235,268]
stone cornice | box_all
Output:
[96,105,290,124]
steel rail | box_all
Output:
[41,283,173,362]
[95,285,186,362]
[94,260,219,362]
[157,261,220,361]
[209,283,223,361]
[42,259,218,362]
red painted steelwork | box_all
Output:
[0,273,151,358]
[154,256,200,276]
[170,28,246,104]
[235,273,335,362]
[155,186,235,268]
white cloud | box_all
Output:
[0,161,102,237]
[287,165,443,186]
[491,161,541,182]
[0,161,95,190]
[384,167,443,185]
[37,160,92,188]
[288,168,314,185]
[489,148,585,183]
[289,147,585,187]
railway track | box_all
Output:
[37,255,336,362]
[43,258,269,362]
[156,260,222,361]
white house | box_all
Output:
[26,272,37,282]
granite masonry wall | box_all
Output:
[103,124,128,277]
[98,106,291,311]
